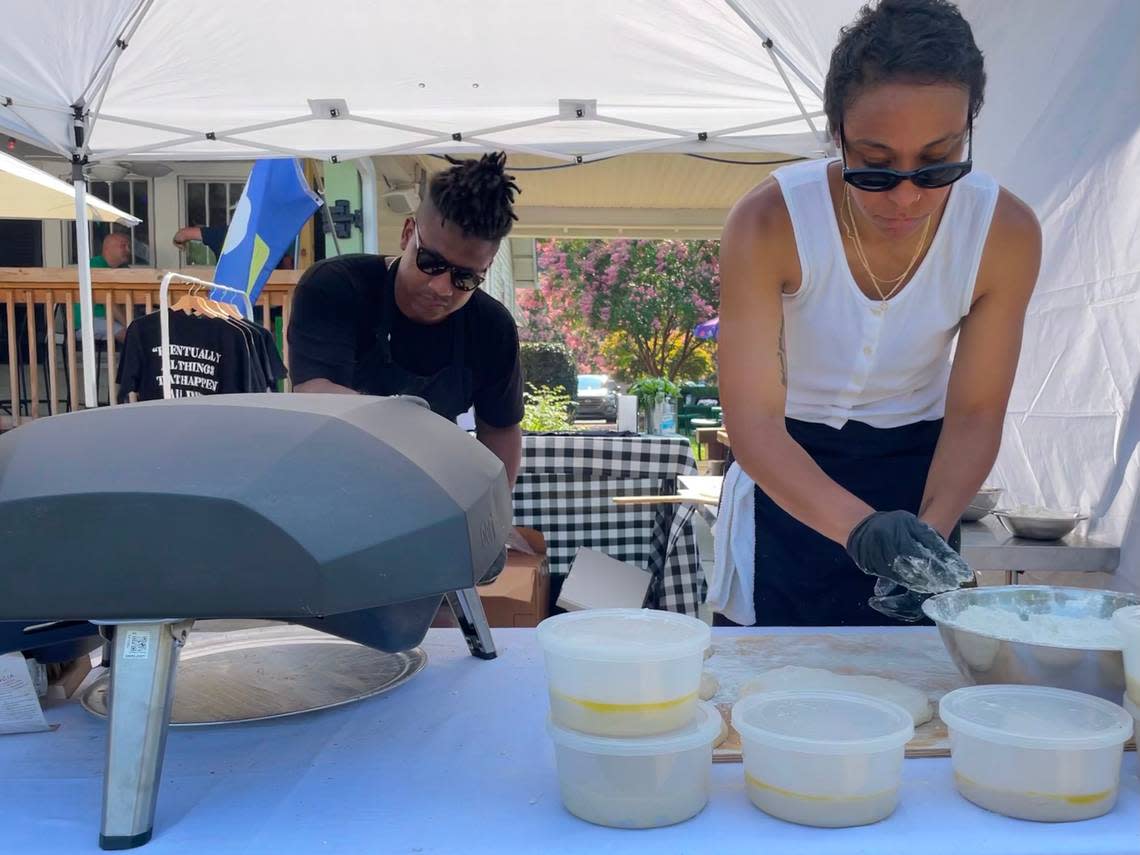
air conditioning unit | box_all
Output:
[381,187,420,216]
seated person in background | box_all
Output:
[78,232,130,345]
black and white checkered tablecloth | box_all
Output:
[512,433,705,615]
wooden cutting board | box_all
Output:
[707,630,968,761]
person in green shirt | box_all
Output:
[78,232,130,344]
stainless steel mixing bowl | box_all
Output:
[922,585,1140,701]
[991,508,1087,540]
[961,487,1003,522]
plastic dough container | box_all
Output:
[731,690,914,828]
[547,699,721,828]
[940,685,1132,821]
[537,608,709,737]
[1122,693,1139,780]
[1111,605,1140,705]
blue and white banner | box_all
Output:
[213,158,321,304]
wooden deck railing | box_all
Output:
[0,267,302,427]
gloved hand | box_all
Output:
[846,510,974,595]
[869,579,929,623]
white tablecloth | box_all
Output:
[1,627,1137,854]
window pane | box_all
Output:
[208,182,226,227]
[228,183,245,220]
[131,181,151,265]
[91,181,111,203]
[91,223,112,259]
[111,181,130,213]
[187,182,206,226]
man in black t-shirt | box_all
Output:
[287,153,524,485]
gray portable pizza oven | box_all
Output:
[0,393,511,849]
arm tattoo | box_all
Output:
[777,315,787,387]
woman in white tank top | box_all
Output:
[719,0,1041,626]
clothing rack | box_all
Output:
[158,272,255,401]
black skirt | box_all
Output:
[751,418,959,627]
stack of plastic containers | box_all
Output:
[537,608,719,828]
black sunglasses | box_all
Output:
[412,222,485,292]
[840,119,973,192]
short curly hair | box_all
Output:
[427,152,520,242]
[823,0,985,135]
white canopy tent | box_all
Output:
[0,0,1136,589]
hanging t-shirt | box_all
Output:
[116,311,255,402]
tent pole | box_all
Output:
[73,162,98,409]
[355,158,379,255]
[768,51,821,140]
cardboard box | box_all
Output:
[555,548,652,611]
[434,527,550,628]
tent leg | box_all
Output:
[445,589,497,660]
[354,158,379,254]
[99,620,193,850]
[73,169,98,409]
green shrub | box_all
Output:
[520,341,577,398]
[629,376,681,410]
[521,384,574,432]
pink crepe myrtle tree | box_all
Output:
[519,238,719,382]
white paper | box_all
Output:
[557,548,651,611]
[0,652,50,734]
[616,395,638,432]
[679,475,723,502]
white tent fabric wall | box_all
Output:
[955,0,1140,592]
[0,0,1136,589]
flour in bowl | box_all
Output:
[954,605,1123,649]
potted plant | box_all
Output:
[629,377,681,435]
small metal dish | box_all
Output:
[961,487,1003,522]
[991,507,1087,540]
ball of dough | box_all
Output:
[739,665,932,726]
[699,671,719,700]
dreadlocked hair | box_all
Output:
[428,152,519,242]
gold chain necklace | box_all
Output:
[842,183,932,302]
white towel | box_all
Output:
[709,461,756,626]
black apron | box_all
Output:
[355,260,472,422]
[752,418,961,627]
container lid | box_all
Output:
[536,608,710,662]
[1112,604,1140,637]
[731,690,914,755]
[547,700,722,756]
[939,685,1133,751]
[1122,693,1139,722]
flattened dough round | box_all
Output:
[739,665,932,726]
[699,672,719,700]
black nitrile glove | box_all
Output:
[869,581,929,623]
[846,510,974,595]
